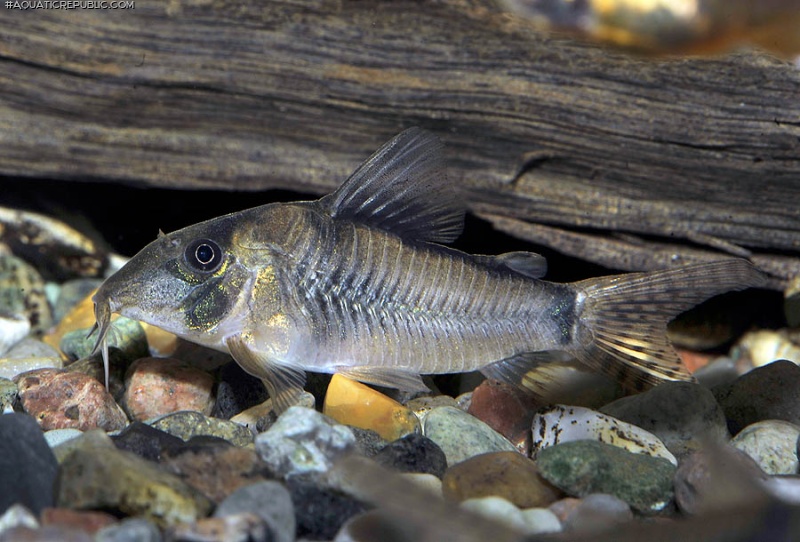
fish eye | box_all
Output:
[185,238,223,273]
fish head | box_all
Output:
[91,214,252,356]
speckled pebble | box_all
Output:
[122,357,215,421]
[15,369,128,431]
[374,433,447,478]
[422,406,516,466]
[0,254,52,335]
[214,481,295,542]
[713,360,800,435]
[0,378,17,412]
[731,420,800,475]
[405,395,459,423]
[600,382,729,458]
[442,451,561,508]
[531,404,677,465]
[536,440,676,513]
[148,410,253,447]
[255,406,356,478]
[56,442,213,528]
[163,444,271,504]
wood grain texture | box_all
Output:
[1,0,798,286]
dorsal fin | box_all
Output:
[320,127,466,244]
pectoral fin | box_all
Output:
[226,335,307,414]
[335,366,429,393]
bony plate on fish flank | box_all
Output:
[531,404,677,466]
[323,374,420,442]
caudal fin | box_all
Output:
[572,259,766,390]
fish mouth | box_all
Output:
[89,292,113,389]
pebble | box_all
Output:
[730,420,800,475]
[531,404,677,465]
[211,362,269,420]
[148,410,254,447]
[399,472,443,497]
[287,474,367,540]
[405,395,459,423]
[43,428,84,450]
[600,382,729,458]
[673,447,768,515]
[692,356,746,389]
[230,392,316,434]
[213,481,296,542]
[351,427,388,457]
[52,279,103,324]
[15,369,128,431]
[0,254,52,335]
[442,451,561,508]
[422,406,517,466]
[557,493,633,532]
[0,504,38,532]
[169,513,269,542]
[468,379,536,453]
[162,442,271,504]
[460,495,523,529]
[0,413,58,515]
[0,378,17,412]
[42,290,99,353]
[734,330,800,367]
[41,507,117,534]
[111,422,185,462]
[56,442,214,527]
[0,351,62,382]
[59,317,148,363]
[323,374,420,441]
[0,314,30,357]
[255,406,356,478]
[122,357,215,421]
[0,525,94,542]
[49,428,115,463]
[4,336,61,358]
[95,518,163,542]
[536,440,676,513]
[713,360,800,434]
[373,433,448,478]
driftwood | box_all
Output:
[1,0,798,288]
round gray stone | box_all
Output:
[215,481,295,542]
[731,420,800,475]
[422,406,516,466]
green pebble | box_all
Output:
[148,410,254,447]
[60,316,148,362]
[536,440,676,513]
[423,406,516,467]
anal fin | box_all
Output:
[335,366,429,393]
[226,335,307,414]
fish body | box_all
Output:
[92,128,764,411]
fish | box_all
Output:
[502,0,800,58]
[90,127,765,412]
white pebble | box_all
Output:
[518,508,562,534]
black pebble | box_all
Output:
[373,433,448,479]
[286,474,367,540]
[212,362,270,419]
[0,413,58,515]
[111,422,185,462]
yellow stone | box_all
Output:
[323,374,420,441]
[43,289,177,357]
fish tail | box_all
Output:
[571,259,766,390]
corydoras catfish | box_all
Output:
[91,128,765,412]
